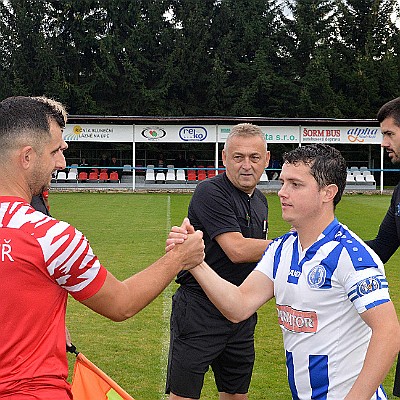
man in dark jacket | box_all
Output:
[366,96,400,396]
[31,191,50,216]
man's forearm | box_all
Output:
[345,303,400,399]
[190,262,247,323]
[345,333,398,399]
[82,231,204,322]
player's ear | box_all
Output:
[323,184,338,204]
[265,151,270,168]
[19,146,35,170]
[222,148,227,167]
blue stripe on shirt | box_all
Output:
[309,354,329,400]
[286,351,299,400]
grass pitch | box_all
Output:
[47,192,400,399]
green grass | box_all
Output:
[47,192,400,399]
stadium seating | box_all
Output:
[99,171,109,183]
[346,173,356,185]
[66,171,78,183]
[145,168,155,183]
[197,169,207,181]
[56,171,67,182]
[88,172,98,183]
[176,169,186,183]
[355,174,365,184]
[155,172,166,183]
[109,171,119,183]
[345,167,376,189]
[259,172,269,184]
[365,174,376,185]
[207,166,216,178]
[187,170,197,182]
[166,170,176,183]
[123,164,132,174]
[78,171,88,182]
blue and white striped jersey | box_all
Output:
[255,218,390,400]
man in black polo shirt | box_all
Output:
[166,123,272,400]
[365,96,400,397]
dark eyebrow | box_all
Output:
[381,130,394,135]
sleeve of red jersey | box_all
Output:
[41,221,108,302]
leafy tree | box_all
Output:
[93,0,173,114]
[0,0,398,118]
[298,50,345,117]
[285,0,334,75]
[212,0,289,116]
[284,0,339,117]
[331,0,400,117]
[49,0,110,113]
[161,0,216,115]
[0,0,55,98]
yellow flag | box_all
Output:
[71,353,135,400]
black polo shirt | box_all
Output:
[176,172,269,291]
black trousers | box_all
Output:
[393,354,400,397]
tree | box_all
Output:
[331,0,400,117]
[0,0,398,118]
[93,0,174,114]
[284,0,339,117]
[211,0,289,116]
[49,0,110,113]
[161,0,216,115]
[0,0,55,98]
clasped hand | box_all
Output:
[166,217,204,270]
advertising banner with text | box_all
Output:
[218,125,300,143]
[64,124,133,142]
[301,126,381,144]
[64,123,381,145]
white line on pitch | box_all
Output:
[159,195,173,399]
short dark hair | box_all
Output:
[282,144,347,207]
[377,97,400,126]
[0,96,67,156]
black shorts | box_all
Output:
[165,286,257,399]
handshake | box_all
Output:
[166,217,205,271]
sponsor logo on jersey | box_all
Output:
[307,265,326,288]
[276,305,318,333]
[357,277,381,296]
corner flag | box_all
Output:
[71,352,135,400]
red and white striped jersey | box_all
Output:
[0,196,107,399]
